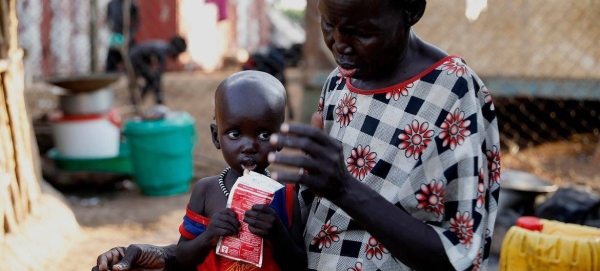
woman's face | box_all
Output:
[318,0,409,81]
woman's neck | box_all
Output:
[350,31,446,91]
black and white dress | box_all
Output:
[300,56,501,271]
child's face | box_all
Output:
[318,0,408,80]
[212,85,284,176]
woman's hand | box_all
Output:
[243,204,282,238]
[269,123,355,201]
[205,208,241,245]
[92,244,172,271]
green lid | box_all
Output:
[123,111,195,135]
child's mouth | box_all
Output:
[241,158,257,172]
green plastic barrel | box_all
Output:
[123,112,197,196]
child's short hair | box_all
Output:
[170,36,187,54]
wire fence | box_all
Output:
[17,0,600,188]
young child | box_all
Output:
[128,35,187,105]
[175,70,307,271]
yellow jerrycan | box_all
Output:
[500,216,600,271]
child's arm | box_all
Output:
[176,180,241,268]
[244,190,307,271]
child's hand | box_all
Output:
[243,204,282,239]
[205,208,241,245]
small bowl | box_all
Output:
[46,73,122,93]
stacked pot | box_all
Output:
[49,87,122,159]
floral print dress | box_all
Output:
[299,56,501,271]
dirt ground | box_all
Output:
[24,68,600,271]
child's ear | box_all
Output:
[210,124,220,149]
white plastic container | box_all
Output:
[49,109,121,159]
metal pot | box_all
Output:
[59,87,114,115]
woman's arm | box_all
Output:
[269,124,454,271]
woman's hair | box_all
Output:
[386,0,424,12]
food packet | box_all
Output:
[216,170,284,267]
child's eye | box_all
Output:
[258,132,271,141]
[227,131,240,139]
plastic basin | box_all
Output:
[123,112,197,196]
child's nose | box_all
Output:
[240,137,258,153]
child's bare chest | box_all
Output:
[202,184,230,218]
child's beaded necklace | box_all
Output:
[218,167,271,197]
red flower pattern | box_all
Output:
[347,262,362,271]
[335,93,357,127]
[311,220,340,249]
[477,168,485,209]
[487,146,501,185]
[439,108,472,150]
[398,120,434,159]
[365,237,389,260]
[472,249,483,271]
[385,83,414,101]
[449,212,475,247]
[346,145,377,181]
[415,180,445,217]
[440,58,470,77]
[317,96,324,113]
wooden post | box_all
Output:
[90,0,99,72]
[0,0,42,237]
[301,0,335,123]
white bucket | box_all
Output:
[50,109,121,159]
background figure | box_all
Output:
[241,44,303,119]
[128,36,187,105]
[105,0,140,72]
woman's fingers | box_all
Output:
[270,133,320,155]
[268,152,320,172]
[282,123,335,146]
[271,170,319,188]
[96,247,126,271]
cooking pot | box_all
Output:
[59,87,114,115]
